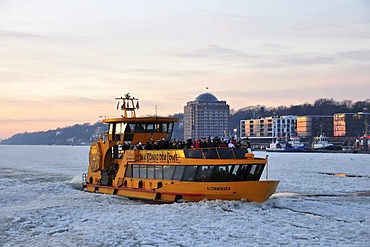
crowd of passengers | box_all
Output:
[123,136,252,151]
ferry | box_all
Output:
[82,94,279,203]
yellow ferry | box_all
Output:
[82,94,279,203]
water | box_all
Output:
[0,145,369,246]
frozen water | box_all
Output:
[0,145,369,246]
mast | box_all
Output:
[115,93,139,118]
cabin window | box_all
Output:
[135,123,145,133]
[194,166,214,182]
[211,165,231,182]
[249,165,257,176]
[163,166,175,180]
[146,123,155,132]
[159,123,168,133]
[168,123,174,133]
[115,123,123,134]
[154,166,163,179]
[147,165,155,179]
[244,164,265,181]
[132,165,139,178]
[109,123,114,135]
[125,164,132,177]
[252,164,265,181]
[127,164,264,181]
[230,165,247,181]
[125,124,136,133]
[182,166,197,181]
[172,166,185,180]
[139,165,147,178]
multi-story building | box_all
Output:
[240,115,298,142]
[333,112,370,138]
[183,93,229,140]
[297,115,334,139]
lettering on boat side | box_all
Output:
[207,187,231,191]
[139,151,179,163]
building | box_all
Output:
[183,93,229,140]
[297,115,333,140]
[240,115,298,143]
[333,112,370,138]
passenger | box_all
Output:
[231,137,237,146]
[152,141,159,150]
[185,139,193,149]
[136,142,143,150]
[220,140,227,147]
[195,139,200,149]
[228,141,235,148]
[172,139,178,149]
[145,141,152,150]
[246,138,252,153]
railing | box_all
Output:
[184,147,249,159]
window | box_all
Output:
[146,123,155,132]
[125,124,136,133]
[173,166,185,180]
[194,166,214,181]
[168,123,174,133]
[159,123,168,133]
[154,166,163,179]
[135,123,145,133]
[163,166,175,180]
[116,123,122,134]
[132,165,139,178]
[230,165,246,181]
[182,166,197,181]
[147,165,155,179]
[125,164,132,177]
[211,165,231,182]
[139,165,146,178]
[127,164,264,182]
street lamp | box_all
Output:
[233,128,238,140]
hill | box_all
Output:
[1,98,369,145]
[0,122,105,145]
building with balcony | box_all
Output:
[183,93,229,140]
[240,115,298,143]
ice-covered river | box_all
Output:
[0,145,369,246]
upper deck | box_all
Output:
[101,94,179,144]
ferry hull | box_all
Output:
[83,180,279,203]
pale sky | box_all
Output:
[1,0,370,139]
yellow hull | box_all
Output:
[83,180,279,203]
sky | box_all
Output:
[1,0,370,139]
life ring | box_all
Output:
[89,142,102,172]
